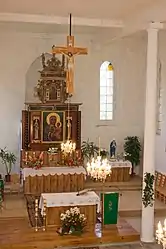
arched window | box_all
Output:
[100,61,114,120]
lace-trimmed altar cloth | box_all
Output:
[22,166,86,180]
[110,160,132,174]
[39,191,100,215]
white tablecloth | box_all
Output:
[110,160,132,174]
[39,191,100,215]
[22,166,86,180]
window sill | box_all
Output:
[96,120,116,127]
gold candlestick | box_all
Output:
[43,199,47,231]
[33,152,36,158]
[25,151,28,165]
[35,199,38,232]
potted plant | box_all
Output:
[81,139,98,161]
[0,148,17,182]
[57,207,87,235]
[98,148,108,159]
[142,172,154,208]
[123,136,141,175]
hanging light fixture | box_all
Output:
[61,95,76,154]
[86,137,111,182]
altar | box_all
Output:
[39,191,100,228]
[107,161,132,182]
[23,167,86,194]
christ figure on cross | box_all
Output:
[52,35,88,94]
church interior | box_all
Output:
[1,1,166,249]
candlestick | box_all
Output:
[43,199,47,231]
[35,199,38,232]
[25,151,28,165]
[33,152,36,158]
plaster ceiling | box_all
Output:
[0,0,166,40]
[0,0,156,20]
[0,21,122,37]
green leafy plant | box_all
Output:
[142,172,154,208]
[81,140,98,160]
[97,149,108,158]
[124,136,141,174]
[0,148,16,175]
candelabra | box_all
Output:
[87,156,111,182]
[43,199,47,231]
[156,220,166,249]
[61,95,76,155]
[86,137,112,228]
[35,199,38,232]
[25,151,28,165]
[61,140,76,155]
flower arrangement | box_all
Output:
[23,152,43,169]
[48,147,58,154]
[65,157,83,167]
[58,207,86,235]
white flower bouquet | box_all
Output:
[48,147,58,154]
[59,207,87,235]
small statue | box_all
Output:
[33,119,39,140]
[110,139,117,157]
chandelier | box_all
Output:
[86,138,111,182]
[61,140,76,154]
[61,95,76,154]
[156,220,166,248]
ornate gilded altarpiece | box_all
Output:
[22,52,81,151]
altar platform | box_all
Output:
[0,217,140,249]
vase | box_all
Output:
[62,226,70,234]
[70,226,83,235]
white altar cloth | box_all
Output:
[110,160,132,174]
[39,191,100,215]
[22,166,86,180]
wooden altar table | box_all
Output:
[39,191,100,227]
[107,161,132,182]
[22,167,86,194]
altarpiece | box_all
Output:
[21,52,81,165]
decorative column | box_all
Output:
[141,22,162,242]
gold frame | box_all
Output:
[41,111,66,143]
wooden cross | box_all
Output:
[52,14,88,94]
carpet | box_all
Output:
[25,194,43,227]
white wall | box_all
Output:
[0,28,147,174]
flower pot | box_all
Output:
[5,174,11,182]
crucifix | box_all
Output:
[52,13,88,94]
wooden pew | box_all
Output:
[155,171,166,203]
